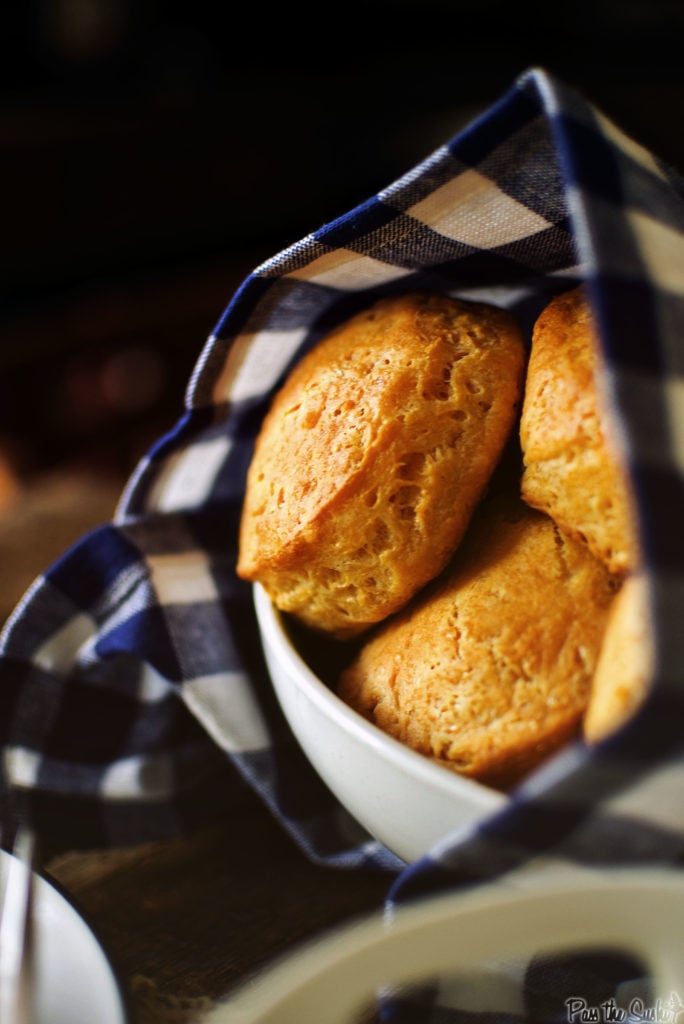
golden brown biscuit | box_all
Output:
[238,292,526,639]
[583,571,654,744]
[338,495,619,788]
[519,286,640,575]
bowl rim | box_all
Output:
[253,582,507,809]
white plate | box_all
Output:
[206,867,684,1024]
[1,849,130,1024]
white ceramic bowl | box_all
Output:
[254,583,507,864]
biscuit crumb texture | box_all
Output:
[238,292,526,638]
[520,285,639,575]
[338,496,619,788]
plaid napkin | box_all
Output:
[1,64,683,919]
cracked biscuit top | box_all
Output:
[338,495,619,788]
[237,291,526,638]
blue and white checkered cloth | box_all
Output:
[1,65,683,930]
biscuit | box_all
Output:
[519,286,639,575]
[337,495,618,788]
[237,292,526,639]
[583,571,654,744]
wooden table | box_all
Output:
[45,795,393,1023]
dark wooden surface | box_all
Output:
[45,798,392,1023]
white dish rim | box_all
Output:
[1,847,132,1024]
[206,866,684,1024]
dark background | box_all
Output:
[1,0,683,482]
